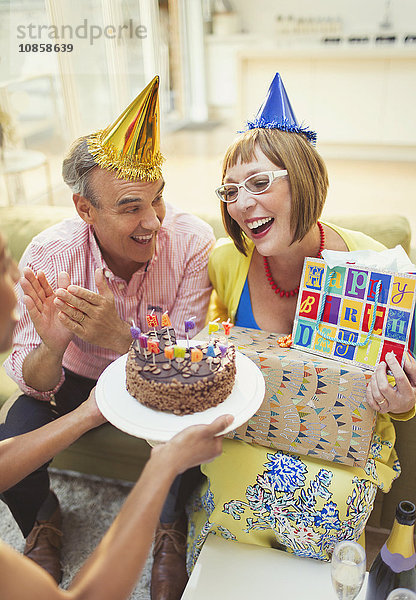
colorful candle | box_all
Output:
[139,333,148,348]
[219,344,228,358]
[184,317,196,333]
[208,318,220,336]
[138,333,148,359]
[130,327,141,339]
[222,319,233,337]
[146,312,159,330]
[174,345,186,358]
[148,339,160,354]
[206,343,216,358]
[164,346,174,366]
[162,311,173,344]
[191,348,203,362]
[130,321,141,350]
[148,339,159,365]
[130,319,141,339]
[184,316,196,347]
[161,312,171,327]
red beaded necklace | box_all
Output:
[263,221,325,298]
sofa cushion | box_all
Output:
[50,422,151,482]
[0,206,76,407]
[327,213,411,255]
[0,205,75,262]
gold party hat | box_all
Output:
[88,76,164,181]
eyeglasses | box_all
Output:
[215,170,288,203]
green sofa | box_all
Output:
[0,205,415,529]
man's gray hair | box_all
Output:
[62,136,100,207]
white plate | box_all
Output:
[95,349,265,442]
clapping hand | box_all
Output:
[21,268,74,355]
[53,268,131,354]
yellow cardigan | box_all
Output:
[208,222,386,324]
[207,222,414,491]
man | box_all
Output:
[0,229,232,600]
[1,77,214,593]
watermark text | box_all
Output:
[16,18,147,45]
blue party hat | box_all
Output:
[245,73,317,145]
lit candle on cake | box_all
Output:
[184,316,196,347]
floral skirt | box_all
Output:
[186,439,381,573]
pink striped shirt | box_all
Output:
[4,203,215,400]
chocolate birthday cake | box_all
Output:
[125,326,236,415]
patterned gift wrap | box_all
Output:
[292,257,416,370]
[195,326,376,468]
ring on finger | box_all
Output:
[79,313,86,324]
[377,398,387,406]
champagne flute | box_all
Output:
[386,590,416,600]
[331,540,367,600]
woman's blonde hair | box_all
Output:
[220,128,329,255]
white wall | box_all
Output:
[231,0,416,37]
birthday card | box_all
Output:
[292,254,416,370]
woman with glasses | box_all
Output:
[186,73,416,571]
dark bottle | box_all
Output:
[366,500,416,600]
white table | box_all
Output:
[182,535,368,600]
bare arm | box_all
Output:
[22,343,66,393]
[0,414,232,600]
[0,390,105,493]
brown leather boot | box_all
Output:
[24,492,63,583]
[150,516,189,600]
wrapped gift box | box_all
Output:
[195,326,376,468]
